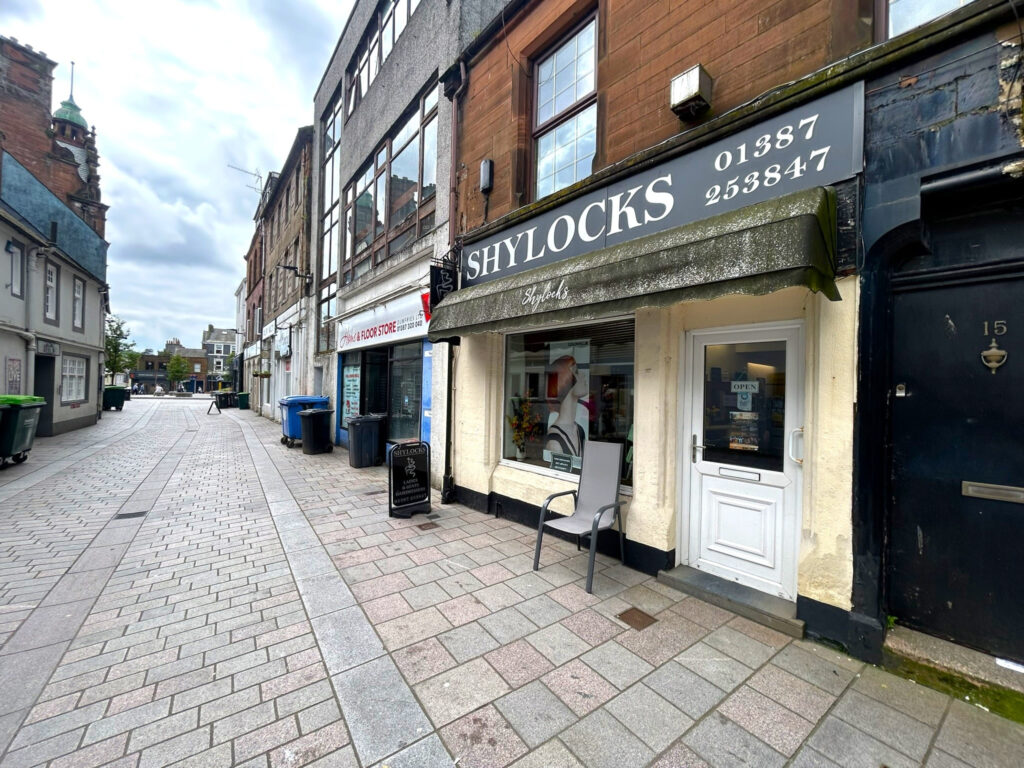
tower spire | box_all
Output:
[69,60,75,100]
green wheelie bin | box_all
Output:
[237,392,250,410]
[103,386,128,410]
[0,395,45,466]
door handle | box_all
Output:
[691,434,705,463]
[788,427,804,466]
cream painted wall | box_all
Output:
[450,278,858,611]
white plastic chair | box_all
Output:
[533,440,625,593]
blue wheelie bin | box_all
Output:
[279,396,329,447]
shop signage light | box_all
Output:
[462,82,864,288]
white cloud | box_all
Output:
[2,0,353,351]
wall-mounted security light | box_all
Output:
[670,64,713,119]
[4,241,13,253]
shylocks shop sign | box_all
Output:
[462,83,863,288]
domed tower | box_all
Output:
[51,63,107,237]
[52,93,88,145]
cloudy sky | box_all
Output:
[2,0,353,352]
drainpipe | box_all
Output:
[441,59,468,504]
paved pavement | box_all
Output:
[0,398,1022,768]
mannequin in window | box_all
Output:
[544,355,588,458]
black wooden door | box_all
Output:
[888,269,1024,660]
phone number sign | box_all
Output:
[462,82,863,288]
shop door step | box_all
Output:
[883,625,1024,724]
[657,565,804,639]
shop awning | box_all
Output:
[428,186,839,340]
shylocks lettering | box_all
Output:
[522,279,569,310]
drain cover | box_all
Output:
[114,511,148,519]
[417,522,439,530]
[363,490,386,496]
[618,607,658,630]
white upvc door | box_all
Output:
[680,322,804,601]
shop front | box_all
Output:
[336,290,432,450]
[430,83,865,640]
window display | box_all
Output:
[504,319,634,485]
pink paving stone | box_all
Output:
[320,528,364,544]
[470,563,515,586]
[107,684,156,716]
[718,686,815,757]
[23,692,80,724]
[439,704,528,768]
[437,594,491,626]
[615,612,708,666]
[485,639,554,688]
[408,546,446,565]
[438,528,470,542]
[392,637,459,685]
[386,527,421,542]
[650,741,711,767]
[464,533,501,549]
[560,609,622,646]
[541,659,618,716]
[331,546,384,569]
[261,662,328,699]
[363,593,414,624]
[550,587,601,616]
[268,721,350,768]
[351,572,416,602]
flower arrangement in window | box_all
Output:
[506,394,543,458]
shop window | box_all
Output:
[345,0,425,117]
[341,85,438,282]
[504,319,634,486]
[72,276,85,332]
[341,343,422,440]
[388,341,422,440]
[884,0,975,38]
[9,240,24,299]
[61,354,88,403]
[534,18,597,200]
[44,261,59,325]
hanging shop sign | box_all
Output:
[430,264,457,311]
[389,440,431,518]
[337,291,430,352]
[462,82,864,288]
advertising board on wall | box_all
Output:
[337,291,431,353]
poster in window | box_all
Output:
[6,357,22,395]
[342,364,361,428]
[543,340,590,470]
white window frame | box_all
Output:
[884,0,975,40]
[9,240,24,299]
[533,17,598,200]
[61,354,88,404]
[44,261,60,324]
[72,276,85,332]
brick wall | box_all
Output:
[0,37,106,237]
[455,0,872,232]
